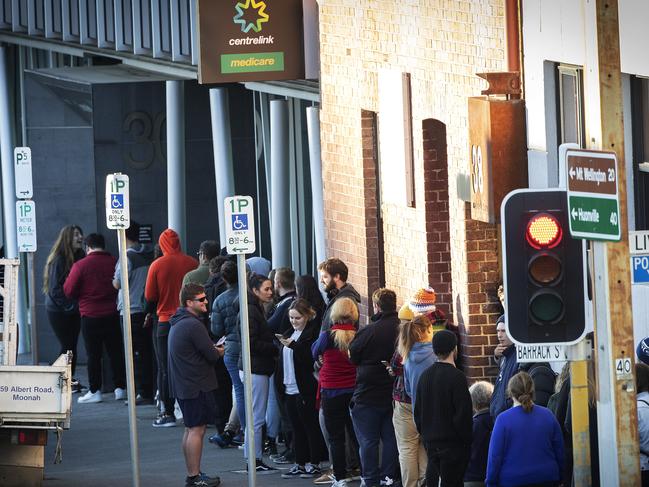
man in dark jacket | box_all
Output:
[490,315,556,418]
[267,267,297,334]
[64,233,126,405]
[318,258,361,331]
[349,288,400,487]
[168,283,223,487]
[414,330,472,487]
[209,261,243,447]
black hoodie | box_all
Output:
[349,310,400,408]
[321,283,361,331]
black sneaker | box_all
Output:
[185,475,208,487]
[71,379,85,394]
[300,463,321,478]
[231,433,244,446]
[208,430,233,448]
[281,464,306,478]
[152,414,176,428]
[253,459,278,474]
[272,454,294,465]
[263,438,278,455]
[199,472,221,486]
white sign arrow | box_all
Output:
[569,167,576,180]
[571,208,578,220]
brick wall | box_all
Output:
[319,0,507,379]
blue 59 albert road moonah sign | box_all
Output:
[224,196,256,255]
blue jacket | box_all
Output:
[489,345,518,418]
[210,286,240,359]
[403,341,436,408]
[486,405,564,487]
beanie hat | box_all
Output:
[432,329,457,356]
[637,337,649,365]
[496,314,506,326]
[409,287,437,314]
[398,303,415,321]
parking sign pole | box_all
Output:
[106,174,140,487]
[237,253,256,487]
[224,195,257,486]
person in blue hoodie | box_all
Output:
[403,315,436,408]
[398,313,435,487]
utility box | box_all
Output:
[0,259,72,487]
[468,96,528,223]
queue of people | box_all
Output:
[43,224,581,487]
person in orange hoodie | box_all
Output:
[145,228,198,428]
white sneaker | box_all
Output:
[114,388,126,400]
[331,480,348,487]
[78,390,103,404]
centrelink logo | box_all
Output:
[233,0,269,33]
[229,0,274,46]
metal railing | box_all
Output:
[0,0,197,65]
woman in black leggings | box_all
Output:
[43,225,85,391]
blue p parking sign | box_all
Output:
[632,255,649,284]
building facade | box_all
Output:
[318,0,509,380]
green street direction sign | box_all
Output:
[566,149,621,241]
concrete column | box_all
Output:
[209,88,236,249]
[306,106,326,266]
[0,45,28,354]
[166,80,186,250]
[0,46,17,259]
[270,100,290,268]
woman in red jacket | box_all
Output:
[311,297,358,487]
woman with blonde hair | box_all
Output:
[311,297,359,487]
[43,225,85,391]
[486,371,564,487]
[396,314,435,487]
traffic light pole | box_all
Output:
[588,1,640,484]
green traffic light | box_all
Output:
[529,291,563,325]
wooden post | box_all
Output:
[591,1,640,484]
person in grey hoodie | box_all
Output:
[113,222,154,403]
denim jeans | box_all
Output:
[350,401,398,486]
[224,354,245,429]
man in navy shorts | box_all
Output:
[169,283,224,487]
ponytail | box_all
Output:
[398,314,432,360]
[507,371,535,413]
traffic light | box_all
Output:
[501,189,586,344]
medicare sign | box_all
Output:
[197,0,305,83]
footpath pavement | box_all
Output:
[42,367,338,487]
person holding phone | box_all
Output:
[273,299,327,479]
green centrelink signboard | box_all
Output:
[197,0,305,84]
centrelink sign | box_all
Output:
[197,0,305,84]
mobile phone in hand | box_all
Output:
[275,333,284,340]
[381,360,390,367]
[216,336,226,346]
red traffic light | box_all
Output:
[526,213,562,249]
